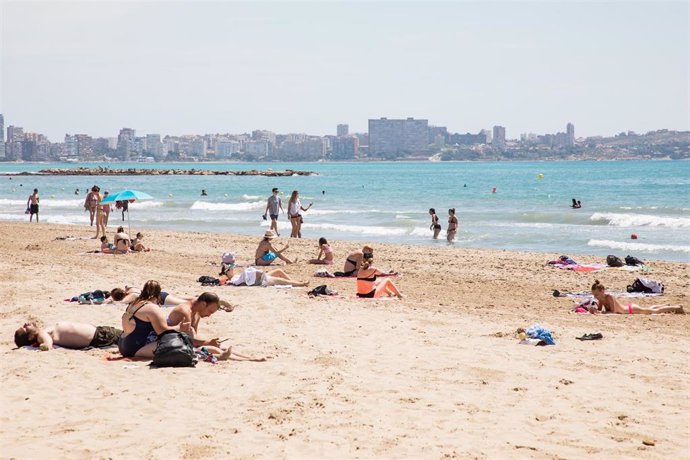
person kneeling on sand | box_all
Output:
[591,280,684,314]
[165,292,260,361]
[356,253,402,299]
[118,280,192,359]
[230,266,308,287]
[14,321,122,350]
[255,230,294,265]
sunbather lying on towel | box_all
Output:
[591,280,683,315]
[105,286,195,305]
[14,320,122,350]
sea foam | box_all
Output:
[590,212,690,228]
[190,200,264,211]
[587,239,690,253]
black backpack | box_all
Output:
[606,255,624,267]
[151,331,197,368]
[624,255,644,266]
[308,285,336,297]
[627,278,664,294]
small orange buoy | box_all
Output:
[631,233,638,240]
[492,187,497,193]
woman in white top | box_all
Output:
[287,190,312,238]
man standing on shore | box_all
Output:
[26,188,39,223]
[263,187,284,236]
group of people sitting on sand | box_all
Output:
[97,226,150,254]
[14,280,266,361]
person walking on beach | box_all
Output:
[447,208,458,243]
[26,188,39,223]
[264,188,284,236]
[429,208,441,239]
[84,186,100,226]
[94,189,106,240]
[116,199,129,221]
[287,190,312,238]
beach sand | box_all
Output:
[0,221,688,459]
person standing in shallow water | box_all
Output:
[84,186,100,226]
[447,208,458,243]
[27,188,39,223]
[429,208,441,239]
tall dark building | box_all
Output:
[336,124,349,137]
[0,114,4,159]
[368,117,429,156]
[566,123,575,147]
[492,125,506,151]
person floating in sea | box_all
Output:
[263,187,284,237]
[14,320,122,351]
[571,198,582,209]
[26,188,39,223]
[429,208,441,239]
[447,208,458,243]
[74,188,79,195]
[590,280,684,315]
[309,237,334,265]
[201,189,208,196]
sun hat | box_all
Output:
[222,252,236,264]
[263,230,275,239]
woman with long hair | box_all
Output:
[356,254,402,299]
[447,208,458,243]
[117,280,191,358]
[287,190,312,238]
[429,208,441,239]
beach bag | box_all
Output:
[625,255,644,266]
[627,278,664,294]
[308,285,337,297]
[606,255,624,267]
[198,275,220,286]
[151,331,196,368]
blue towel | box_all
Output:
[526,324,556,345]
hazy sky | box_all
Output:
[1,0,688,140]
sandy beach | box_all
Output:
[0,221,688,459]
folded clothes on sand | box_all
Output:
[526,324,556,345]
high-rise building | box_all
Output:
[566,122,575,147]
[331,136,359,160]
[7,125,24,143]
[337,124,349,137]
[368,117,429,156]
[145,134,164,157]
[117,128,136,160]
[492,126,506,151]
[0,114,4,159]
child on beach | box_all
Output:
[100,236,115,254]
[26,188,39,223]
[309,237,334,265]
[591,280,684,314]
[131,232,150,252]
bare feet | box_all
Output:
[219,346,232,361]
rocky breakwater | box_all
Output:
[9,167,317,177]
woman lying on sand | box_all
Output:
[591,280,684,314]
[356,254,402,299]
[231,267,308,287]
[105,286,194,306]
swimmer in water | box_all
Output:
[201,189,208,196]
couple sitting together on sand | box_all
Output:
[575,280,684,315]
[336,244,402,299]
[14,280,265,362]
[98,227,150,254]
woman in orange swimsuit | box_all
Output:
[356,253,402,299]
[591,280,684,314]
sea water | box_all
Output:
[1,160,688,262]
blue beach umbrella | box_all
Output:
[100,190,154,236]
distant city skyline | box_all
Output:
[2,1,688,140]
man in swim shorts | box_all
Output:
[14,321,123,350]
[27,188,39,223]
[264,188,284,236]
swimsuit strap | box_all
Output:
[127,302,148,320]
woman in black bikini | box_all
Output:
[447,208,458,243]
[117,280,191,358]
[338,245,374,277]
[429,208,441,239]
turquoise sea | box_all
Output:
[1,161,689,262]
